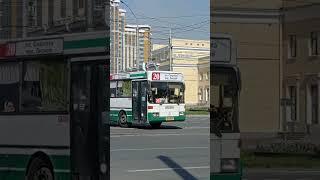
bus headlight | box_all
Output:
[153,113,159,117]
[221,159,239,173]
[179,112,184,115]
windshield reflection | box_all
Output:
[211,70,238,133]
[149,82,185,104]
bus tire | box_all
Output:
[150,122,162,129]
[26,157,54,180]
[118,111,129,128]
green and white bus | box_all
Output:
[210,34,242,180]
[110,70,186,128]
[0,31,110,180]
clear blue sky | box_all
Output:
[122,0,210,44]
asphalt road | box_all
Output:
[243,169,320,180]
[110,115,320,180]
[110,115,210,180]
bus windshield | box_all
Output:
[149,82,185,104]
[211,67,239,133]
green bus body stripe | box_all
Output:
[210,173,242,180]
[0,154,70,180]
[130,73,146,78]
[64,38,108,50]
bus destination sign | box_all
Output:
[211,37,231,63]
[151,72,183,81]
[15,38,63,56]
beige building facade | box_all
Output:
[152,39,210,106]
[212,0,282,134]
[282,3,320,134]
[212,0,320,136]
[198,56,210,106]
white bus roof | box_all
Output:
[110,70,184,82]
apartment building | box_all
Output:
[0,0,108,40]
[110,0,126,73]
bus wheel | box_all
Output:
[150,122,162,129]
[26,157,53,180]
[119,111,128,128]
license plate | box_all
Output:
[166,116,174,121]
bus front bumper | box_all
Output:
[147,113,186,123]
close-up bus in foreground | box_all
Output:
[210,34,242,180]
[0,31,109,180]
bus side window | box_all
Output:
[110,81,117,97]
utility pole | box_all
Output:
[87,0,93,31]
[22,0,27,38]
[169,28,172,71]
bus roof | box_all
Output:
[110,70,184,82]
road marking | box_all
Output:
[111,147,208,152]
[127,166,209,172]
[111,133,208,137]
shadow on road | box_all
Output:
[157,155,198,180]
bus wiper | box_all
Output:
[212,123,222,138]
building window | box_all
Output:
[311,85,319,124]
[289,35,297,58]
[199,88,203,101]
[310,32,318,56]
[289,86,297,121]
[199,73,203,81]
[206,88,209,102]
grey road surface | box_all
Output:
[110,115,210,180]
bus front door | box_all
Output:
[132,80,147,124]
[70,62,109,180]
